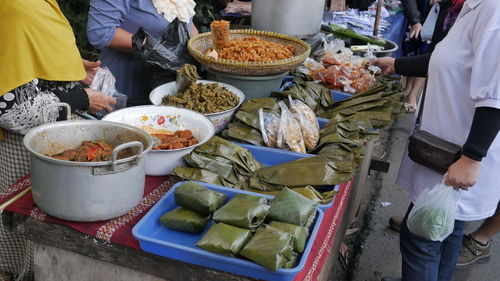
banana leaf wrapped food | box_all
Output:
[267,188,317,227]
[213,194,270,230]
[249,156,354,191]
[172,167,232,187]
[268,221,309,253]
[159,207,209,234]
[283,252,299,269]
[240,225,295,271]
[174,182,227,216]
[196,223,253,257]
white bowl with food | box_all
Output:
[102,105,215,176]
[149,80,245,133]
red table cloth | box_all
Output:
[0,175,353,281]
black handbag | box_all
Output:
[407,80,462,174]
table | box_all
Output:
[1,174,358,281]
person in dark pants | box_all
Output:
[372,0,500,280]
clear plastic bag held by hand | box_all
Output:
[406,182,457,241]
[89,67,127,118]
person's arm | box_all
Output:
[461,107,500,161]
[87,0,131,51]
[394,53,432,77]
[402,0,421,25]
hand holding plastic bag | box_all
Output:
[89,67,127,117]
[406,181,457,241]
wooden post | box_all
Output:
[329,0,346,11]
[373,0,383,37]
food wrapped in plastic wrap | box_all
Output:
[259,109,280,148]
[210,20,230,50]
[240,225,295,271]
[213,194,270,230]
[288,96,319,150]
[174,182,227,215]
[175,64,200,93]
[159,207,209,234]
[267,188,317,226]
[269,221,309,253]
[277,101,306,153]
[196,223,253,257]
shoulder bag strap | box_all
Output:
[414,78,428,129]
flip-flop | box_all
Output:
[404,103,417,113]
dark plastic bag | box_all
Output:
[132,19,197,91]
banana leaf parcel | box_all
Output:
[213,194,270,230]
[268,221,309,253]
[174,182,227,216]
[267,188,317,227]
[249,156,354,191]
[196,223,253,257]
[159,207,209,234]
[172,167,232,187]
[240,225,295,271]
[283,252,299,269]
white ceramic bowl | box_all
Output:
[102,106,215,176]
[149,80,245,133]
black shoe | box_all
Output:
[381,278,402,281]
[389,216,403,232]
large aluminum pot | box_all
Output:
[23,120,153,222]
[252,0,326,38]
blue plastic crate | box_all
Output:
[237,143,336,210]
[133,181,325,281]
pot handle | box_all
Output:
[42,102,72,124]
[111,141,144,171]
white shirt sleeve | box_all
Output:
[470,28,500,109]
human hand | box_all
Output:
[82,59,101,86]
[410,23,423,39]
[429,0,441,5]
[85,88,117,114]
[370,57,396,75]
[444,155,481,190]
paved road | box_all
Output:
[329,113,500,281]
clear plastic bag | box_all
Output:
[277,101,306,154]
[89,67,127,118]
[406,182,457,242]
[288,96,319,150]
[259,108,280,148]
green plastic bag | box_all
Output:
[269,221,309,253]
[196,223,253,257]
[213,194,270,230]
[240,225,294,271]
[159,207,209,234]
[174,182,227,215]
[268,188,317,226]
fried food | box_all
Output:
[162,82,239,114]
[210,20,230,50]
[216,36,294,62]
[151,130,199,150]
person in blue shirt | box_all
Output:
[87,0,198,106]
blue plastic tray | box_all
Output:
[237,143,337,210]
[133,181,325,281]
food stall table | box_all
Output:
[1,174,356,281]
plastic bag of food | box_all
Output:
[406,181,457,241]
[321,39,352,66]
[89,67,127,118]
[213,194,270,230]
[277,101,306,153]
[288,96,319,150]
[175,64,200,93]
[159,207,209,234]
[268,188,317,227]
[240,225,295,271]
[196,223,253,257]
[268,221,309,253]
[259,108,280,148]
[174,182,227,215]
[297,57,326,82]
[210,20,230,50]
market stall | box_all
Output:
[1,1,407,280]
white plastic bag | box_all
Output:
[259,108,280,148]
[406,181,457,241]
[421,4,440,42]
[288,96,319,150]
[277,101,306,154]
[90,67,127,118]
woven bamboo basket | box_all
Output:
[187,29,311,76]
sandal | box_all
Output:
[456,234,491,268]
[404,103,417,113]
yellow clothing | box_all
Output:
[0,0,86,96]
